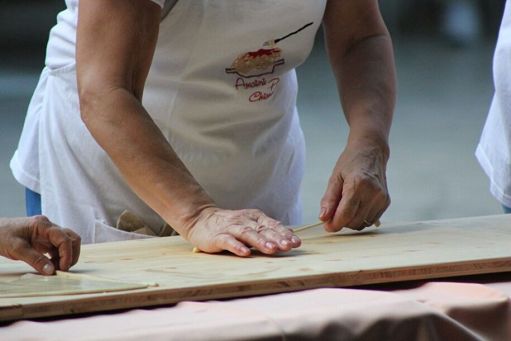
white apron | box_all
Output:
[476,0,511,208]
[11,0,326,243]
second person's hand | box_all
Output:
[0,216,81,275]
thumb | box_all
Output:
[15,246,55,275]
[319,175,344,222]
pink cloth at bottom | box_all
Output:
[1,282,510,341]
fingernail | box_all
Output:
[265,242,275,250]
[319,207,327,219]
[291,236,301,244]
[280,240,289,248]
[42,263,55,275]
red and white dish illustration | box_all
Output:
[226,46,285,78]
[225,22,313,78]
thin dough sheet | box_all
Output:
[0,271,154,298]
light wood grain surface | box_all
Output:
[1,214,510,321]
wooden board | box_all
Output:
[1,214,511,321]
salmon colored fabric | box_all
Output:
[2,281,510,340]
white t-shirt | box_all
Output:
[476,0,511,208]
[11,0,327,243]
[11,0,165,192]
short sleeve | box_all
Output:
[150,0,165,8]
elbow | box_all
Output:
[77,70,117,126]
[77,75,141,129]
[78,84,118,128]
[78,87,95,126]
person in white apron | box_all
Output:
[476,0,511,214]
[0,216,80,275]
[11,0,395,255]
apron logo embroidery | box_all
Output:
[226,22,313,102]
[226,47,284,79]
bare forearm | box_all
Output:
[80,89,214,234]
[76,1,212,235]
[319,0,395,231]
[336,34,395,150]
[323,0,396,154]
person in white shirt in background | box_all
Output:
[0,216,80,275]
[477,0,511,214]
[10,0,396,255]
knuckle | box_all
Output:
[356,176,377,190]
[264,230,278,239]
[62,238,73,249]
[31,215,51,228]
[320,196,337,207]
[375,191,387,200]
[385,195,391,207]
[370,192,386,206]
[266,220,281,229]
[279,227,293,237]
[239,226,254,236]
[244,209,260,215]
[63,228,81,241]
[215,234,230,245]
[328,174,342,186]
[350,174,363,187]
[210,234,230,252]
[342,182,357,197]
[70,233,81,243]
[343,200,358,212]
[230,212,243,221]
[255,238,267,246]
[256,225,271,234]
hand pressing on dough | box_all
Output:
[0,216,81,275]
[184,208,301,256]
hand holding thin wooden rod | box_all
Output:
[294,219,381,233]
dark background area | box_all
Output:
[0,1,505,67]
